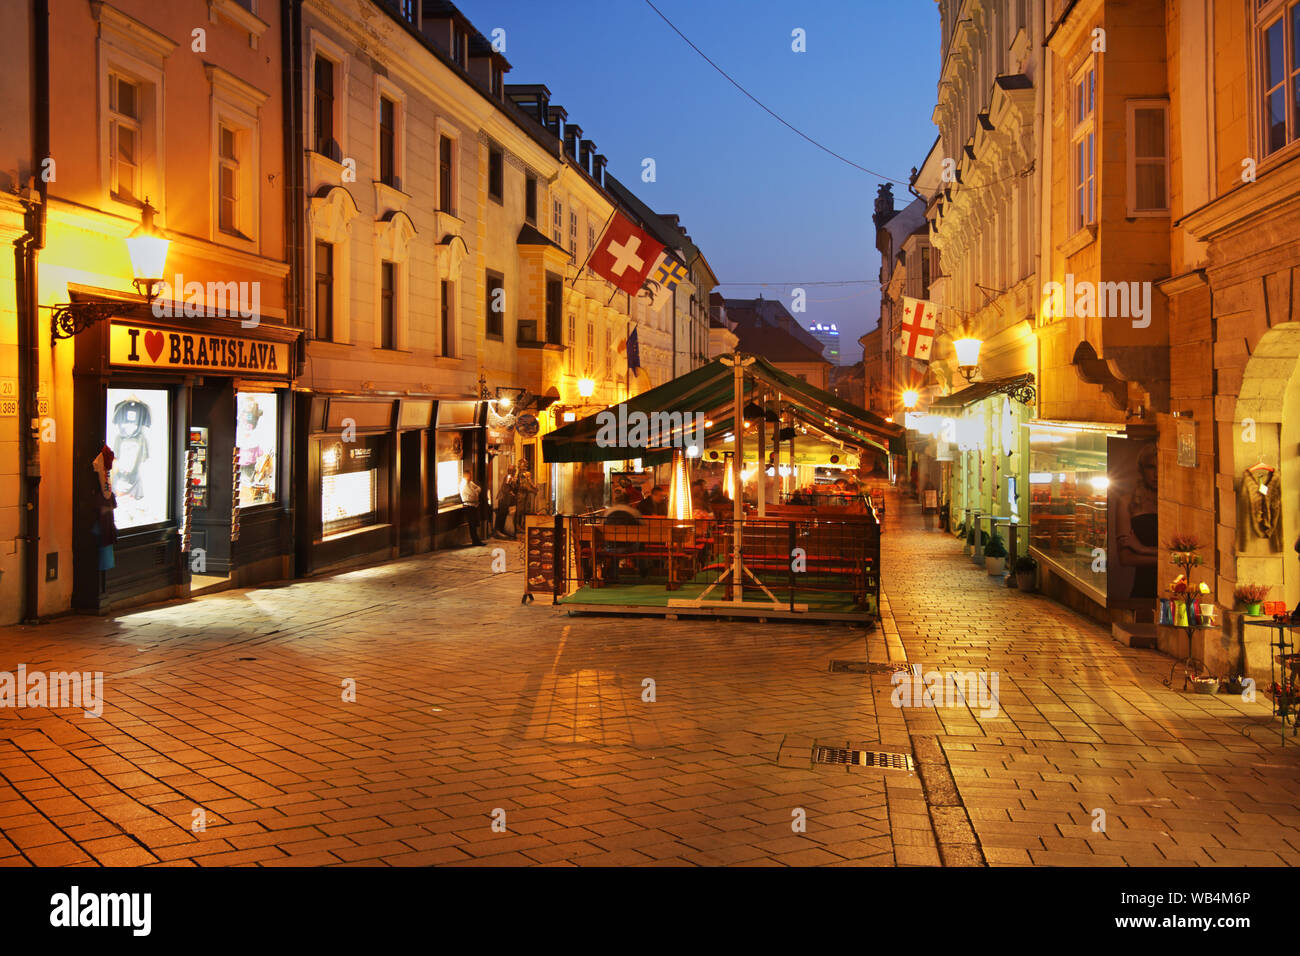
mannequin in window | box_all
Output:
[109,396,152,507]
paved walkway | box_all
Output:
[0,494,1296,866]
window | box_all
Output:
[398,0,417,24]
[588,221,597,257]
[236,392,278,507]
[1259,1,1300,155]
[217,124,240,234]
[314,55,336,158]
[435,430,469,508]
[1071,61,1096,231]
[485,270,504,339]
[567,313,577,371]
[605,328,613,377]
[378,96,396,187]
[552,197,563,244]
[441,280,454,357]
[586,320,595,374]
[439,135,454,214]
[920,243,931,298]
[488,145,503,203]
[109,73,141,202]
[380,261,395,349]
[525,175,537,224]
[107,388,170,530]
[545,274,562,344]
[315,240,334,341]
[569,210,578,256]
[1127,100,1169,214]
[321,435,383,537]
[452,24,467,68]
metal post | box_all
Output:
[732,357,744,603]
[757,393,766,518]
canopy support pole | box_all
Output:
[732,355,744,602]
[757,393,766,518]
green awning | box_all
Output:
[541,355,904,463]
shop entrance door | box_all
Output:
[189,381,235,591]
[398,430,424,555]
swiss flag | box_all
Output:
[588,211,664,297]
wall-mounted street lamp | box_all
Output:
[953,335,983,381]
[51,199,170,343]
[577,377,595,399]
[902,388,919,411]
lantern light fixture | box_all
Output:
[902,388,919,410]
[51,199,171,343]
[954,335,983,381]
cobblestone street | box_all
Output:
[1,493,1297,867]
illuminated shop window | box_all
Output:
[236,392,277,507]
[107,388,171,530]
[321,437,380,537]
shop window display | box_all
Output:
[1028,424,1111,594]
[106,388,170,530]
[236,392,278,507]
[436,431,466,508]
[321,436,380,536]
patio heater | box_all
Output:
[666,448,693,520]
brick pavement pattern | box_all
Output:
[0,492,1296,866]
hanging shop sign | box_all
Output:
[109,322,290,376]
[516,413,540,438]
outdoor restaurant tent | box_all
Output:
[541,354,904,466]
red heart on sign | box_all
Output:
[144,330,165,363]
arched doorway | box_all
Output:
[1234,322,1300,608]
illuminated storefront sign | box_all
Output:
[110,322,289,375]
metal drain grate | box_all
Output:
[829,660,919,677]
[813,746,915,771]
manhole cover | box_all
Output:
[829,660,919,676]
[813,746,914,771]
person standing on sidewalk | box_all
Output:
[514,462,538,527]
[458,473,483,546]
[493,465,517,539]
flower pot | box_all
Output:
[1016,571,1035,592]
[1191,676,1218,695]
[985,556,1005,576]
[1246,602,1263,616]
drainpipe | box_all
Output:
[282,0,305,576]
[16,0,49,622]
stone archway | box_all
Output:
[1233,322,1300,608]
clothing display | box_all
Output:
[1240,468,1283,550]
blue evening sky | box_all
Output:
[457,0,940,362]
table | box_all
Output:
[1244,619,1299,746]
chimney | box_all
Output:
[579,139,596,174]
[593,154,607,186]
[547,104,567,140]
[563,123,583,159]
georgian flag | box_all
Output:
[900,296,937,361]
[589,211,665,296]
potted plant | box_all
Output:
[1013,554,1037,591]
[965,523,975,555]
[984,531,1008,576]
[1233,583,1270,616]
[1165,534,1205,623]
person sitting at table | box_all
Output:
[591,504,642,583]
[637,485,667,516]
